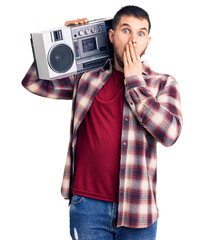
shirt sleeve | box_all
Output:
[22,62,80,100]
[125,74,183,147]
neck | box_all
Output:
[113,56,124,73]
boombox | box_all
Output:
[31,18,113,80]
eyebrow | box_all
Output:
[120,23,148,32]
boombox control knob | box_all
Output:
[78,30,84,36]
[85,29,90,34]
[91,28,96,33]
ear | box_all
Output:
[109,29,115,44]
[147,36,151,47]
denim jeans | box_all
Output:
[69,195,157,240]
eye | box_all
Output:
[123,29,130,34]
[138,31,145,36]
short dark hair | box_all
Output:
[112,5,151,33]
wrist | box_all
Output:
[125,75,147,90]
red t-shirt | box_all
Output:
[72,68,125,202]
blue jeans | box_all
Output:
[69,195,157,240]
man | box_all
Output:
[22,5,182,240]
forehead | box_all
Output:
[117,15,149,31]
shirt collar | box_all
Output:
[103,59,150,75]
[142,60,150,75]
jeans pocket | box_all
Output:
[71,194,84,205]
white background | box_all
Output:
[1,0,204,239]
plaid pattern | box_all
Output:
[22,60,182,228]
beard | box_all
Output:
[113,43,147,69]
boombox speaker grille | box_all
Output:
[48,44,74,73]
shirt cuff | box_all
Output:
[125,75,147,90]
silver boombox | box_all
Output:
[31,18,113,80]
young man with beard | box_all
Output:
[22,5,182,240]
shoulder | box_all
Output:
[80,66,111,82]
[80,59,113,79]
[144,61,178,85]
[142,62,181,97]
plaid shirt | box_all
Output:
[22,60,182,228]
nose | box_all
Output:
[129,33,137,44]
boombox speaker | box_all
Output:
[31,18,113,80]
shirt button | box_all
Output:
[121,166,125,174]
[124,118,128,126]
[123,142,127,149]
[130,102,134,105]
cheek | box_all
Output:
[138,40,148,51]
[114,34,128,48]
[114,40,125,55]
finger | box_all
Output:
[73,20,81,25]
[123,51,128,67]
[134,43,141,62]
[64,20,71,26]
[64,20,79,26]
[129,42,137,62]
[125,44,131,64]
[64,18,88,26]
[81,18,88,24]
[76,18,88,24]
